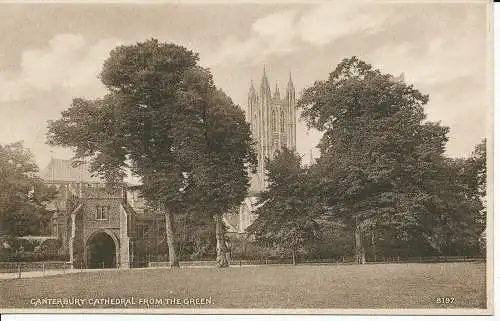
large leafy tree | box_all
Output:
[185,89,256,267]
[47,39,255,268]
[470,139,487,242]
[468,139,486,198]
[248,149,321,264]
[299,57,452,263]
[389,154,486,257]
[0,142,56,236]
[435,140,487,254]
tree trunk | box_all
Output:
[292,249,297,265]
[164,210,179,268]
[371,231,377,262]
[354,225,366,264]
[215,214,229,268]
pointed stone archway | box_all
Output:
[85,230,119,269]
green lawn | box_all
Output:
[0,262,486,310]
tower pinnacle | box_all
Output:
[261,65,270,91]
[249,79,255,92]
[287,71,294,91]
[274,82,280,99]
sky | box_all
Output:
[0,1,491,171]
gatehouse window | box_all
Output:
[137,224,149,239]
[96,206,110,220]
[52,222,58,237]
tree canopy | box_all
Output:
[298,56,485,262]
[47,39,256,267]
[0,142,55,236]
[248,149,321,263]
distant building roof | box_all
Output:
[40,159,103,183]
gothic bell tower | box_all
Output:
[247,67,297,193]
[224,67,298,234]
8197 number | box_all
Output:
[436,297,455,304]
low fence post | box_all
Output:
[42,263,45,276]
[17,264,21,279]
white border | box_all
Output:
[1,0,497,320]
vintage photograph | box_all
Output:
[0,0,492,314]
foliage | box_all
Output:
[248,149,321,257]
[470,139,486,196]
[47,39,256,267]
[298,56,486,259]
[47,40,209,207]
[307,222,354,259]
[48,38,255,213]
[408,156,486,255]
[182,89,256,217]
[228,235,281,260]
[178,88,256,267]
[0,237,65,262]
[0,142,56,236]
[175,213,216,260]
[47,39,215,267]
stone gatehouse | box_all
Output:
[41,159,136,269]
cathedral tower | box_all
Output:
[224,67,298,233]
[247,67,297,192]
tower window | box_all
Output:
[271,111,276,132]
[280,111,285,133]
[96,206,109,220]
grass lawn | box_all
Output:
[0,262,486,310]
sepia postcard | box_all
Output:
[0,0,493,316]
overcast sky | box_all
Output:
[0,1,490,170]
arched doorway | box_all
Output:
[86,231,117,268]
